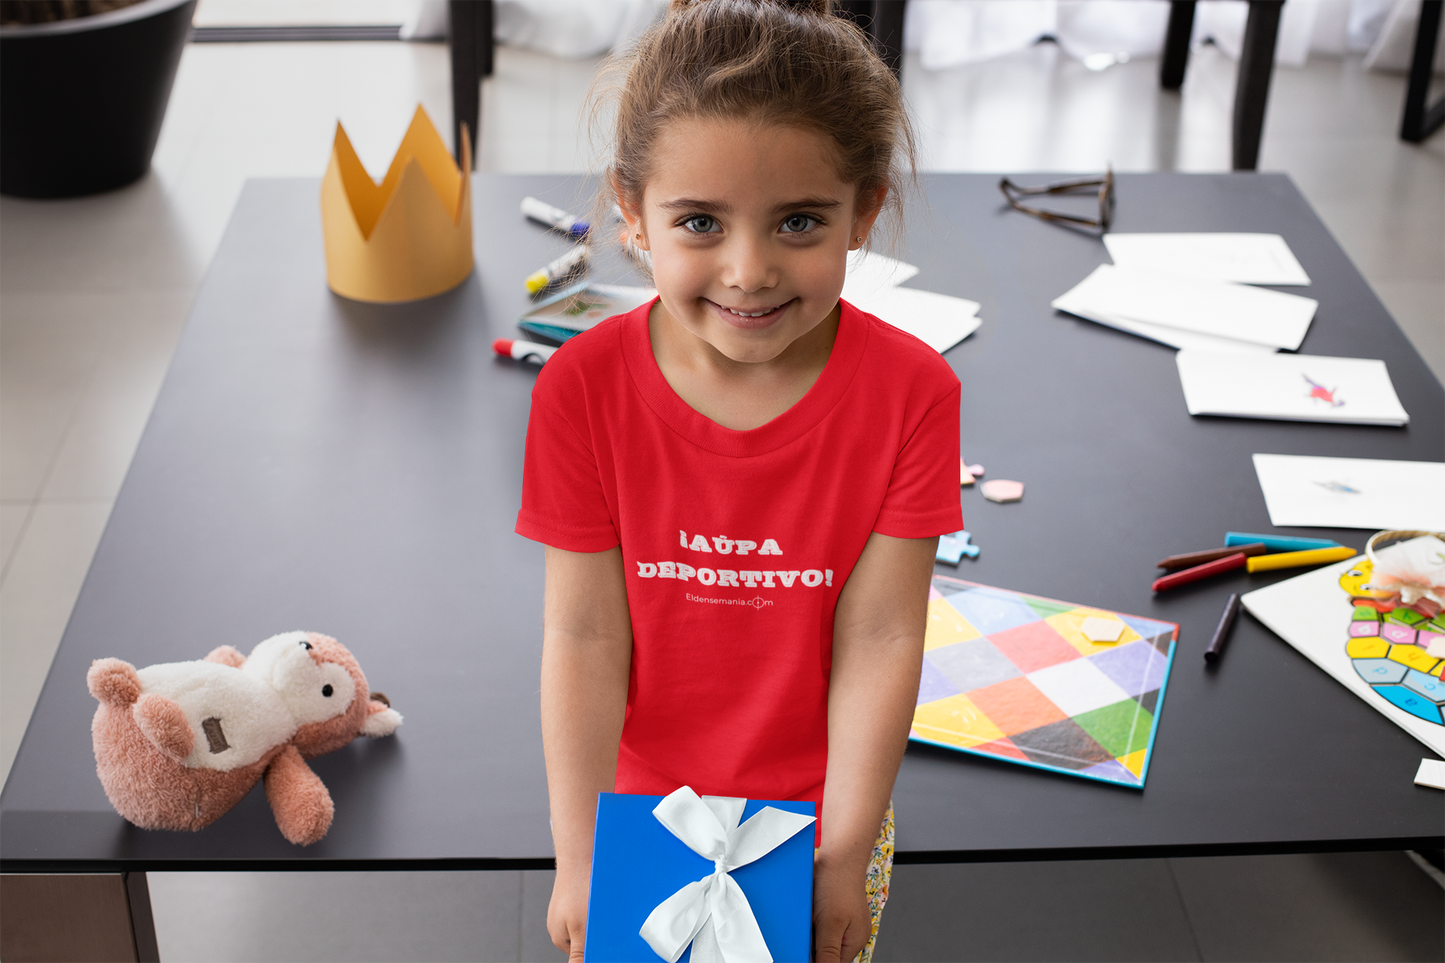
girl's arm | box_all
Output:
[541,545,634,961]
[815,532,937,963]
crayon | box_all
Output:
[525,243,588,295]
[1245,545,1357,573]
[493,338,556,365]
[521,196,590,237]
[1225,532,1342,553]
[1204,593,1242,664]
[1159,543,1266,571]
[1152,552,1247,593]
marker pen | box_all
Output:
[493,338,557,365]
[521,197,590,238]
[525,243,588,295]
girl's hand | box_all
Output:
[812,853,872,963]
[547,865,589,962]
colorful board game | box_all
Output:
[911,577,1178,788]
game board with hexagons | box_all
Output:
[911,577,1178,788]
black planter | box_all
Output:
[1,0,197,198]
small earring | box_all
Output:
[635,233,642,239]
[855,236,864,242]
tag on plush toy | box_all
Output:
[88,631,401,845]
[584,787,815,963]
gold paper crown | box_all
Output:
[321,106,473,303]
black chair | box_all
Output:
[855,0,1287,173]
[448,0,494,170]
[1400,0,1443,143]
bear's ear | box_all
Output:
[88,659,140,706]
[360,703,402,738]
[204,645,246,668]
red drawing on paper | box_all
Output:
[1303,375,1345,407]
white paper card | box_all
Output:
[1176,352,1410,425]
[1104,233,1311,286]
[851,285,982,354]
[1416,758,1445,790]
[1053,292,1278,353]
[844,250,920,302]
[1252,454,1445,530]
[1242,537,1445,758]
[1053,265,1317,350]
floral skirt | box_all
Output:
[859,803,895,963]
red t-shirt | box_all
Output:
[516,299,962,835]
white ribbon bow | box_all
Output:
[639,786,816,963]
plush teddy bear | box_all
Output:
[87,631,402,846]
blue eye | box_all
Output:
[682,215,719,234]
[780,215,818,234]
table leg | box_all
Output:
[447,0,494,170]
[1401,0,1444,143]
[0,872,159,962]
[1160,0,1196,89]
[1232,0,1283,171]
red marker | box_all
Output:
[1151,552,1247,593]
[493,338,556,365]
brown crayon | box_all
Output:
[1158,543,1267,571]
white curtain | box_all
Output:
[402,0,1440,73]
[402,0,666,56]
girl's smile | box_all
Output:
[710,297,795,328]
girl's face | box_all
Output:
[625,117,883,365]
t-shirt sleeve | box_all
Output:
[873,380,964,539]
[515,372,620,553]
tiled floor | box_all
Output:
[3,31,1442,963]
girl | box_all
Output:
[516,1,962,958]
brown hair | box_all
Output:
[595,0,916,247]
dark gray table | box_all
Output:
[3,176,1442,890]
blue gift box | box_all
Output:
[584,792,815,963]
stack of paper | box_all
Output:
[1176,351,1410,426]
[1053,264,1317,352]
[1054,233,1318,353]
[1252,454,1445,530]
[1103,233,1311,286]
[843,251,981,354]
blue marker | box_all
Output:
[1225,532,1342,553]
[521,196,589,238]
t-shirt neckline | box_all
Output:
[620,298,870,458]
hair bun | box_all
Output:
[669,0,833,15]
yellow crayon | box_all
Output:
[1246,545,1357,573]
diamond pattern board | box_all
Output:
[911,577,1178,788]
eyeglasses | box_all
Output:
[998,169,1114,232]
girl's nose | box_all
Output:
[719,236,776,293]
